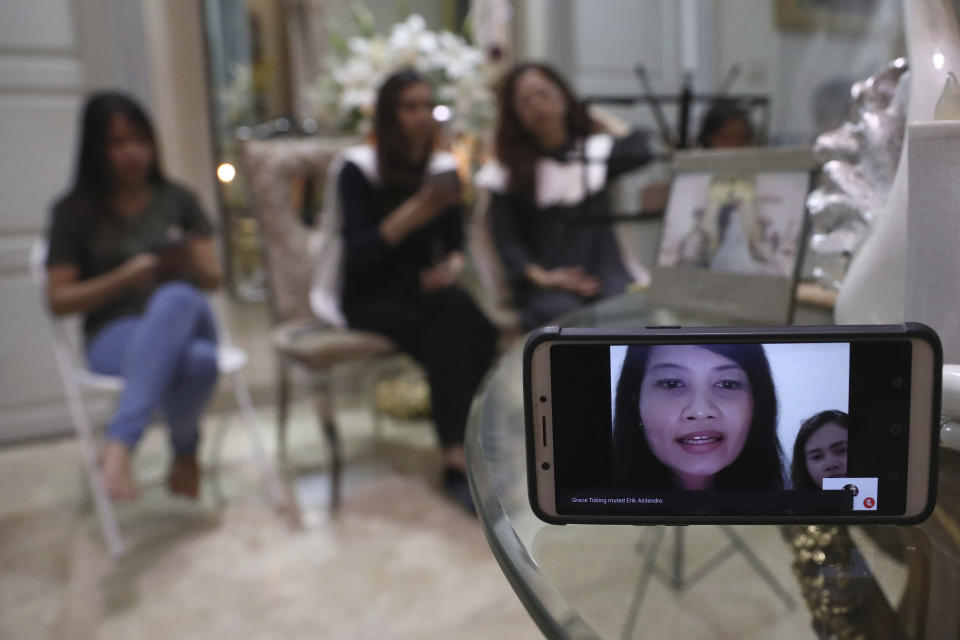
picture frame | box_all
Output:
[647,147,817,324]
[775,0,881,35]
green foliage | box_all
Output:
[350,2,376,38]
[460,12,474,41]
[328,27,349,57]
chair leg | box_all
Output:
[277,362,292,464]
[370,369,384,440]
[205,408,232,507]
[75,464,94,513]
[83,442,126,558]
[314,380,342,510]
[230,370,291,511]
[63,383,125,557]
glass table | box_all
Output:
[466,293,960,639]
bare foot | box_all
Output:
[167,454,200,499]
[101,441,138,501]
[442,445,467,474]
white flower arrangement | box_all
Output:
[220,63,254,127]
[307,13,496,137]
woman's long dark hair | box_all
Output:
[697,99,754,148]
[374,69,433,190]
[612,344,784,490]
[494,62,595,204]
[790,410,849,490]
[69,91,164,201]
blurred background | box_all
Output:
[0,0,907,443]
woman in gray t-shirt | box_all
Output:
[46,92,222,501]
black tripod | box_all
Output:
[620,526,795,640]
[567,65,771,225]
[584,64,771,152]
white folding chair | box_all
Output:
[29,241,293,557]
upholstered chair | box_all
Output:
[240,136,403,509]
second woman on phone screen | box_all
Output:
[335,70,498,513]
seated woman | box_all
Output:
[612,343,785,490]
[476,63,652,330]
[335,70,498,512]
[697,99,755,149]
[790,410,849,490]
[45,92,222,500]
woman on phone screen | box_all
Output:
[790,410,849,490]
[612,343,785,490]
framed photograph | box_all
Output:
[647,147,816,324]
[775,0,880,35]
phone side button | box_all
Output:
[645,325,682,329]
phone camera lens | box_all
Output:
[539,396,547,403]
[541,462,550,471]
[890,424,902,435]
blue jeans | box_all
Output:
[86,282,219,455]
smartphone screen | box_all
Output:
[545,339,919,517]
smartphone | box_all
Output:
[427,170,459,194]
[525,323,941,525]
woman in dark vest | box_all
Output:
[336,70,498,512]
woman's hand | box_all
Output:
[46,252,161,316]
[420,174,461,213]
[184,235,222,290]
[380,175,461,246]
[526,265,601,298]
[410,175,461,228]
[420,251,465,293]
[147,236,221,290]
[153,244,190,278]
[120,253,162,289]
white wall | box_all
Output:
[713,0,904,143]
[764,342,849,468]
[514,0,905,143]
[142,0,217,216]
[0,0,217,443]
[0,0,131,442]
[515,0,685,136]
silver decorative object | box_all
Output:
[805,59,910,290]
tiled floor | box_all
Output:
[0,394,541,640]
